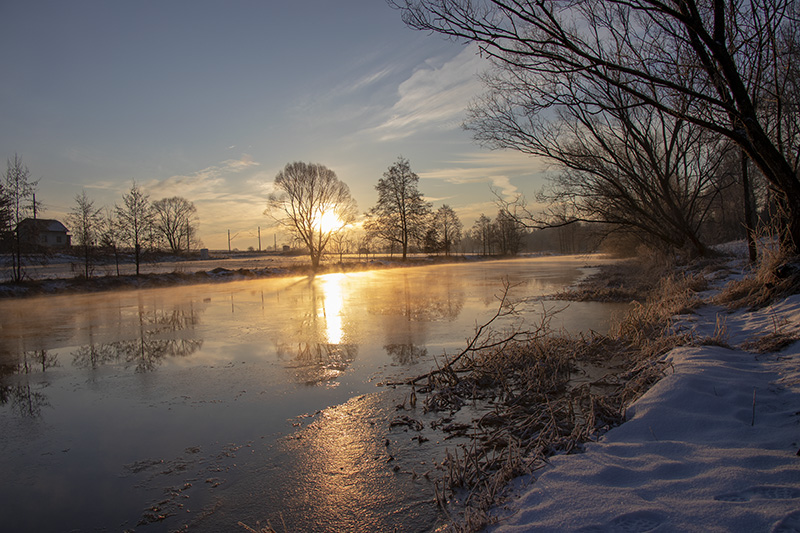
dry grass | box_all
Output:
[741,331,800,353]
[552,253,673,303]
[407,259,721,532]
[740,311,800,353]
[715,237,800,310]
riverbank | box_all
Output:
[396,245,800,531]
[490,290,800,532]
[0,253,509,299]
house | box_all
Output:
[16,218,72,248]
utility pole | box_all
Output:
[258,226,261,252]
[228,230,231,253]
[274,233,277,252]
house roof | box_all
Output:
[17,218,70,233]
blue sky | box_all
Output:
[1,0,545,250]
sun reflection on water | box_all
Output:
[318,273,346,345]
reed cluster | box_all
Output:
[410,262,718,531]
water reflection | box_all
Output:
[277,273,359,385]
[0,298,206,423]
[320,273,345,344]
[261,391,441,532]
[368,270,464,322]
[384,343,428,365]
[0,350,56,417]
[278,342,359,386]
[68,303,205,373]
[0,257,628,532]
[0,382,49,418]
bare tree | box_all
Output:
[151,196,198,254]
[268,162,358,270]
[0,178,10,238]
[482,81,734,256]
[67,190,103,278]
[470,213,493,255]
[115,181,154,276]
[364,157,432,260]
[99,208,122,276]
[423,225,440,253]
[494,209,525,255]
[3,154,39,281]
[431,204,463,256]
[330,229,355,264]
[394,0,800,252]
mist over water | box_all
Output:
[0,256,627,532]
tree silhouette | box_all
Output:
[68,190,103,278]
[152,196,199,253]
[432,205,463,256]
[364,157,432,259]
[3,154,39,281]
[115,181,155,276]
[268,162,358,270]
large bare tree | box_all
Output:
[115,181,155,276]
[364,157,432,260]
[431,204,463,256]
[152,196,198,254]
[393,0,800,252]
[474,75,734,255]
[68,190,103,278]
[470,213,493,255]
[493,209,526,255]
[3,154,39,281]
[268,162,358,270]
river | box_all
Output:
[0,256,628,532]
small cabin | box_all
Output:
[16,218,72,248]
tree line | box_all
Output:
[269,157,533,269]
[1,156,199,280]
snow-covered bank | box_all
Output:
[490,286,800,531]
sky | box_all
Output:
[0,0,547,251]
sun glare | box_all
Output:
[314,209,343,233]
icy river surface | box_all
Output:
[0,256,628,532]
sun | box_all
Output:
[314,209,343,233]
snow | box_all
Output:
[490,282,800,531]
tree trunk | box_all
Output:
[84,245,91,278]
[785,197,800,254]
[742,123,800,255]
[135,243,141,276]
[741,150,757,263]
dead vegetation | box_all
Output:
[715,238,800,310]
[552,253,674,303]
[400,258,723,531]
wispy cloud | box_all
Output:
[366,45,487,141]
[81,180,122,191]
[340,66,395,94]
[420,150,546,202]
[141,155,280,246]
[145,154,260,201]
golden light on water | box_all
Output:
[319,273,345,345]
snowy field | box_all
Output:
[490,262,800,532]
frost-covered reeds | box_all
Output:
[409,262,719,532]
